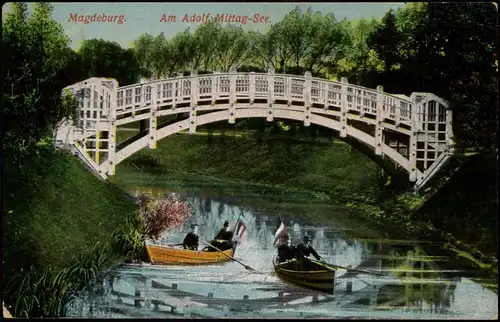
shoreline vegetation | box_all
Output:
[3,2,497,317]
[2,148,139,317]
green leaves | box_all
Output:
[131,6,350,77]
[78,38,141,86]
[367,2,498,150]
[2,3,77,168]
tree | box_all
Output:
[341,18,382,86]
[214,25,254,72]
[193,20,222,72]
[169,29,197,73]
[132,33,155,79]
[420,3,498,150]
[2,3,78,170]
[148,32,169,78]
[280,6,314,74]
[257,22,294,73]
[304,13,351,76]
[368,9,402,72]
[380,3,498,150]
[78,39,141,86]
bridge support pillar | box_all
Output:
[267,68,275,122]
[303,72,311,127]
[340,78,348,137]
[375,86,384,155]
[409,96,419,182]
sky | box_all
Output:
[2,2,406,49]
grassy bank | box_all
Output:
[2,147,138,316]
[116,128,382,203]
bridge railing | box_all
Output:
[113,71,414,128]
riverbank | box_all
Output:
[2,147,139,317]
[114,128,497,276]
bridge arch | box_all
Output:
[108,108,413,178]
[54,70,454,192]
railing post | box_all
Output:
[189,69,199,133]
[395,100,401,127]
[249,72,255,104]
[267,68,275,122]
[287,75,292,107]
[340,77,348,138]
[375,85,384,155]
[229,69,236,124]
[173,72,183,110]
[409,95,419,182]
[149,82,158,148]
[445,105,454,152]
[303,71,312,127]
[108,82,117,176]
[212,72,219,103]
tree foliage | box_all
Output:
[78,38,141,86]
[138,193,193,241]
[2,3,78,169]
[368,2,498,150]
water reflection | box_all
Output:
[63,194,498,319]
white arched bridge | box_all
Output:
[54,70,454,192]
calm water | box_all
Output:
[63,188,498,319]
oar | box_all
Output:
[310,259,386,277]
[201,241,258,272]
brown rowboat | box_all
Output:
[272,253,337,294]
[146,244,235,265]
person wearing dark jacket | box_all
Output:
[205,220,234,251]
[296,234,322,270]
[214,220,230,240]
[277,233,296,263]
[183,224,200,250]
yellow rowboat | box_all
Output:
[272,253,337,295]
[146,244,236,265]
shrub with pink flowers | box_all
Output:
[137,193,193,240]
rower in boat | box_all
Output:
[296,234,322,270]
[204,220,234,252]
[183,224,200,250]
[215,220,230,240]
[277,233,296,263]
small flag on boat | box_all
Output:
[273,217,287,246]
[232,219,246,243]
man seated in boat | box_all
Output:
[296,234,322,270]
[214,220,230,240]
[277,233,297,263]
[204,221,234,252]
[183,224,200,250]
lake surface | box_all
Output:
[63,186,498,319]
